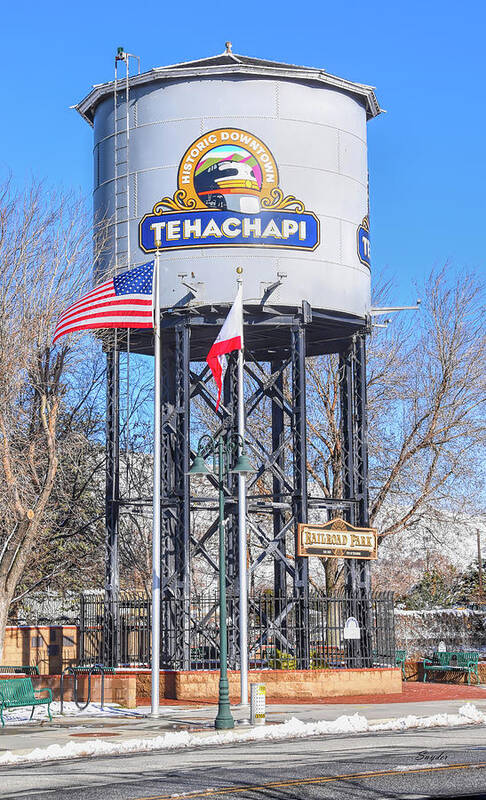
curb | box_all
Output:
[0,704,485,767]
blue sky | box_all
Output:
[1,0,484,299]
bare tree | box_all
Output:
[0,179,100,657]
[306,354,344,592]
[368,268,485,535]
[307,268,485,591]
[11,353,108,604]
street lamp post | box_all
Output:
[189,433,253,730]
[215,434,232,730]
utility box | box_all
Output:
[250,683,266,725]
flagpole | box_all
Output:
[151,245,161,717]
[236,268,249,709]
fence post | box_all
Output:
[79,595,85,665]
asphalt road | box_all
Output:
[2,725,486,800]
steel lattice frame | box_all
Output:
[104,308,372,669]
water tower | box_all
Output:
[75,45,382,669]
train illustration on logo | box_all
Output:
[193,146,261,213]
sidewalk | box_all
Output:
[1,683,486,766]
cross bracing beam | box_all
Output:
[248,596,298,656]
[247,517,296,578]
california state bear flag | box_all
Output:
[206,284,243,410]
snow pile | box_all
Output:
[456,702,486,723]
[0,704,485,766]
[367,703,484,732]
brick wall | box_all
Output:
[1,626,78,673]
[133,667,402,703]
[37,674,137,708]
[176,668,402,702]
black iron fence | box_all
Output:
[79,591,395,670]
[80,592,151,668]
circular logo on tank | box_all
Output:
[139,127,320,254]
[178,129,279,213]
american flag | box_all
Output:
[53,261,155,344]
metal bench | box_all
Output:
[395,649,407,680]
[423,651,479,685]
[371,650,405,676]
[71,665,116,676]
[0,665,40,676]
[0,677,52,726]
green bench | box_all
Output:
[423,651,479,685]
[0,677,52,726]
[395,649,407,680]
[371,650,407,678]
[72,665,116,675]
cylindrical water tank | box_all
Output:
[76,52,381,321]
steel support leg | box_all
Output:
[340,347,355,525]
[271,360,288,649]
[341,334,372,665]
[346,334,371,592]
[340,344,360,664]
[104,347,120,667]
[175,322,191,669]
[354,337,370,538]
[159,323,192,670]
[272,360,286,598]
[340,345,358,593]
[291,324,310,668]
[160,336,177,667]
[354,333,372,665]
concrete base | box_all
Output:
[0,667,402,710]
[133,667,402,704]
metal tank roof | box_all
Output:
[75,46,383,125]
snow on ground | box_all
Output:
[0,701,137,725]
[0,703,484,766]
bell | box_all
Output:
[230,453,255,476]
[188,454,211,475]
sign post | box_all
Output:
[250,683,266,725]
[151,245,161,717]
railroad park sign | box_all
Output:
[297,517,377,560]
